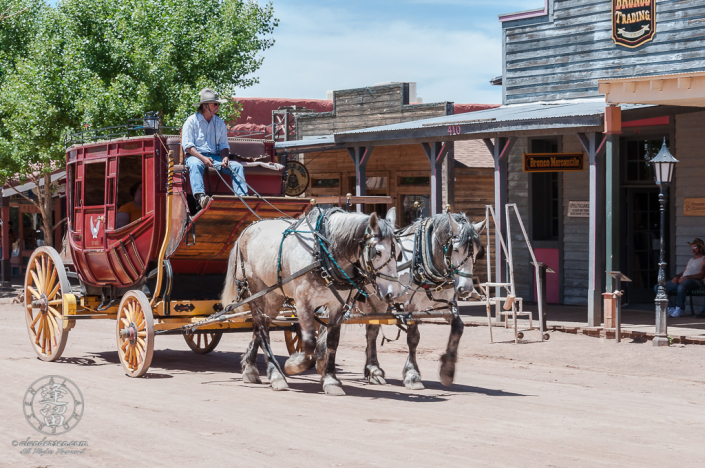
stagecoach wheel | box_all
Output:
[24,247,72,362]
[284,324,302,355]
[543,333,550,341]
[116,290,154,378]
[184,332,222,354]
[516,331,524,339]
[284,323,319,355]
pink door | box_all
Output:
[534,248,560,304]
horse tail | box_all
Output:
[221,240,241,307]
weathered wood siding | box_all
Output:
[561,135,590,306]
[503,0,705,104]
[454,167,495,285]
[674,111,705,309]
[506,139,534,300]
[297,83,453,138]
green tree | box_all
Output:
[0,0,277,247]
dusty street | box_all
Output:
[1,301,704,468]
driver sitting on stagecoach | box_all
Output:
[182,88,247,209]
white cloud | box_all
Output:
[240,4,503,104]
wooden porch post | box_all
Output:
[605,135,620,291]
[421,142,448,215]
[578,132,607,327]
[483,137,516,321]
[347,146,374,212]
[1,197,10,287]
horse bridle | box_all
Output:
[360,227,400,284]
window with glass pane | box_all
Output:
[530,139,560,242]
[624,138,667,183]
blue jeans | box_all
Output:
[186,154,247,196]
[655,278,702,310]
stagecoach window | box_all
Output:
[117,156,142,208]
[84,162,107,206]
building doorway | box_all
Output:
[621,136,668,303]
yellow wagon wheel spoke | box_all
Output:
[116,290,154,378]
[24,247,71,362]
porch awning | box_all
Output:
[275,99,655,152]
[2,171,66,197]
[599,71,705,107]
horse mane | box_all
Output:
[307,207,395,260]
[429,212,479,253]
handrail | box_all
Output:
[151,150,174,307]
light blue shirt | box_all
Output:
[181,112,229,155]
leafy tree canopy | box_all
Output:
[0,0,277,183]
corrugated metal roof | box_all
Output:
[275,135,335,150]
[275,98,653,151]
[336,99,650,137]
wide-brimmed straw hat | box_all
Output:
[688,238,705,249]
[193,88,227,107]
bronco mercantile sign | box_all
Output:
[612,0,656,48]
[523,153,584,173]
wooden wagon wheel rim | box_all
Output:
[24,247,71,362]
[184,332,222,354]
[116,290,154,377]
[283,322,320,356]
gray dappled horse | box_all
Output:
[348,212,485,389]
[222,207,401,395]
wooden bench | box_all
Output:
[667,285,705,315]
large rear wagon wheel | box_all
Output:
[284,323,320,356]
[116,290,154,377]
[24,247,73,361]
[184,332,222,354]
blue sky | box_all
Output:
[242,0,541,104]
[47,0,541,104]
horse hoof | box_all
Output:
[284,352,313,375]
[369,374,386,385]
[403,370,424,390]
[322,376,346,396]
[439,366,455,387]
[270,377,289,391]
[365,365,386,385]
[242,367,262,384]
[323,383,346,396]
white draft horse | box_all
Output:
[358,212,485,389]
[222,207,401,395]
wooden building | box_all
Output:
[277,1,705,325]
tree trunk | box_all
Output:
[40,173,53,248]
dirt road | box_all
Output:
[1,301,704,467]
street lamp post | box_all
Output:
[651,138,678,347]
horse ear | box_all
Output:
[385,207,396,228]
[473,219,486,235]
[369,212,379,233]
[448,212,460,236]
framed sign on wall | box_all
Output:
[612,0,656,48]
[523,153,584,173]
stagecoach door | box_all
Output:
[81,161,108,250]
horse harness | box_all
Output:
[399,218,475,319]
[221,208,397,326]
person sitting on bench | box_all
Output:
[182,88,247,209]
[655,238,705,318]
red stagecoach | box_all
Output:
[24,122,311,377]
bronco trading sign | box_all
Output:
[612,0,656,48]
